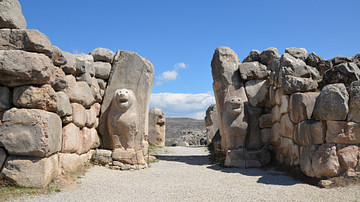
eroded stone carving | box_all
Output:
[148,107,165,147]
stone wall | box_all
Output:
[0,0,154,187]
[209,46,360,178]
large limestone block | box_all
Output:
[85,106,97,128]
[285,47,307,61]
[259,47,280,65]
[89,128,100,149]
[62,75,95,108]
[282,75,318,94]
[94,62,112,80]
[59,153,89,174]
[148,107,166,147]
[74,54,95,76]
[312,143,340,178]
[0,86,11,111]
[51,66,67,91]
[0,147,7,171]
[275,137,299,166]
[322,62,360,86]
[61,123,81,153]
[0,29,52,55]
[0,0,26,29]
[90,77,102,103]
[13,84,58,112]
[245,79,270,107]
[205,104,220,145]
[77,127,93,155]
[89,48,115,63]
[239,62,268,80]
[313,83,349,121]
[242,50,260,63]
[289,92,319,124]
[280,53,319,79]
[224,148,271,168]
[347,80,360,122]
[112,149,146,165]
[279,114,294,139]
[56,91,72,117]
[60,51,76,75]
[92,149,112,165]
[245,106,261,149]
[100,51,154,154]
[294,120,325,146]
[300,145,318,177]
[71,103,86,128]
[211,47,249,152]
[337,145,360,176]
[306,52,322,67]
[1,154,59,188]
[326,121,360,144]
[0,50,56,87]
[259,113,272,128]
[0,108,62,157]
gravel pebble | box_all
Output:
[13,147,360,202]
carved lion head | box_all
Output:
[113,89,135,110]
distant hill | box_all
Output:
[165,118,206,145]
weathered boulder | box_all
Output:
[90,77,102,103]
[224,148,271,168]
[332,56,354,66]
[239,62,268,80]
[100,51,154,155]
[89,128,100,149]
[0,86,11,111]
[282,75,318,94]
[60,51,76,75]
[77,127,93,155]
[0,108,62,157]
[61,123,81,153]
[317,60,332,76]
[312,143,340,178]
[59,153,91,175]
[13,84,58,112]
[94,62,112,80]
[306,52,322,67]
[112,149,146,165]
[89,48,115,63]
[71,103,86,128]
[74,54,95,76]
[259,47,280,65]
[56,91,72,117]
[148,107,166,147]
[322,62,360,86]
[337,145,360,176]
[245,79,269,107]
[0,0,26,29]
[50,46,66,66]
[85,105,97,128]
[275,137,299,166]
[51,66,67,91]
[285,47,307,61]
[259,113,272,128]
[205,104,220,145]
[280,53,320,79]
[76,72,92,86]
[0,50,56,87]
[326,121,360,144]
[62,75,95,108]
[0,147,6,171]
[279,114,294,139]
[1,154,59,188]
[300,145,318,177]
[242,50,260,63]
[294,120,325,146]
[313,83,349,121]
[347,81,360,122]
[92,149,112,165]
[289,92,319,124]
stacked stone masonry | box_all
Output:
[0,0,154,187]
[209,46,360,178]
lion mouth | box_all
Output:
[118,98,129,106]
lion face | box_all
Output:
[226,97,242,116]
[114,89,134,110]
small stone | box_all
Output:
[319,180,332,188]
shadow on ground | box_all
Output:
[154,153,305,187]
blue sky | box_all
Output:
[19,0,360,119]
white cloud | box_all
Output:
[174,62,187,70]
[150,92,216,119]
[159,70,178,81]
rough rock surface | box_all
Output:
[282,75,317,94]
[62,75,95,108]
[337,145,360,176]
[259,47,280,65]
[90,48,115,63]
[294,120,325,146]
[62,123,81,153]
[242,50,260,63]
[285,47,307,61]
[94,62,112,80]
[239,62,268,80]
[276,137,299,166]
[279,114,294,139]
[148,107,166,147]
[347,80,360,122]
[92,149,112,165]
[112,149,146,165]
[312,144,340,178]
[0,147,6,170]
[205,104,220,145]
[306,52,322,67]
[1,154,59,188]
[326,121,360,144]
[71,103,87,128]
[0,50,56,87]
[74,54,95,76]
[245,79,270,107]
[259,113,271,128]
[313,83,349,121]
[224,148,271,168]
[0,108,62,157]
[59,152,92,174]
[289,92,319,124]
[56,91,72,117]
[0,86,11,111]
[0,0,27,29]
[300,145,318,177]
[100,51,154,154]
[13,84,58,112]
[322,62,360,86]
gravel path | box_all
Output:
[14,146,360,202]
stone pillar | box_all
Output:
[148,107,165,147]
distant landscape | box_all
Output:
[165,117,206,146]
